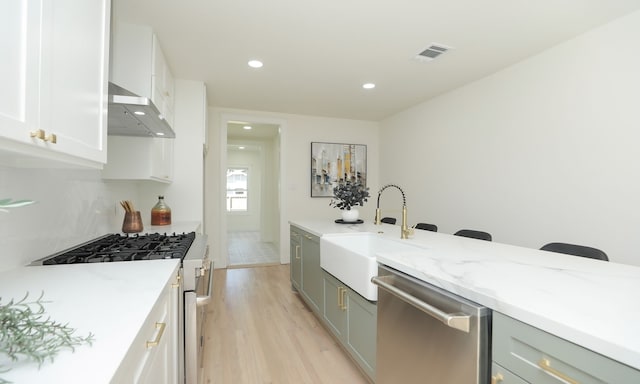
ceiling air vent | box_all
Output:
[415,44,452,62]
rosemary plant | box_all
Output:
[0,292,94,383]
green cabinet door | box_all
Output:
[300,231,323,315]
[322,270,376,382]
[493,311,640,384]
[346,287,377,380]
[491,362,528,384]
[323,271,347,340]
[289,228,302,290]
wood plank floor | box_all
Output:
[202,265,370,384]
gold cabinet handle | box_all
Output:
[295,245,301,259]
[45,133,57,144]
[538,358,579,384]
[491,373,503,384]
[304,234,312,240]
[146,322,166,348]
[339,287,347,310]
[30,129,45,140]
[172,274,181,288]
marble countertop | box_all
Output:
[0,260,180,383]
[290,219,640,371]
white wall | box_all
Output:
[137,80,206,225]
[205,107,380,268]
[0,166,138,271]
[379,10,640,265]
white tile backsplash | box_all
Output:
[0,166,138,271]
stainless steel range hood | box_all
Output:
[107,82,176,138]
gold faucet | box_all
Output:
[374,184,413,239]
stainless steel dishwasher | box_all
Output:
[372,264,491,384]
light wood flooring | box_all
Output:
[202,265,370,384]
[228,231,280,267]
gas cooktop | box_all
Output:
[40,232,196,265]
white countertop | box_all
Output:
[0,260,180,383]
[290,219,640,371]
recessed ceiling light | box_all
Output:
[362,83,376,89]
[156,132,165,136]
[134,110,146,115]
[238,146,245,150]
[248,60,263,68]
[243,126,252,130]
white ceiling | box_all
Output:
[113,0,640,121]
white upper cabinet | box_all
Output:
[110,22,175,129]
[0,0,110,167]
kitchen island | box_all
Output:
[290,219,640,377]
[0,259,180,383]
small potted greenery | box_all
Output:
[329,180,370,222]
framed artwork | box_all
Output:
[311,142,367,197]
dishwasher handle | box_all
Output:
[372,275,471,333]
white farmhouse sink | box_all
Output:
[321,233,427,301]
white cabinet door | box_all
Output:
[43,0,109,164]
[152,35,175,128]
[112,268,180,384]
[0,0,109,167]
[0,0,43,141]
[111,22,175,130]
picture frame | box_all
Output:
[311,142,367,197]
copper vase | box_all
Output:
[122,211,143,233]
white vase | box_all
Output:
[341,208,359,223]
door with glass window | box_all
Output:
[226,167,248,212]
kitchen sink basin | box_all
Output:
[320,232,427,301]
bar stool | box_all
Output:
[454,229,492,241]
[414,223,437,232]
[540,242,608,261]
[381,217,396,225]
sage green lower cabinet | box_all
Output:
[492,311,640,384]
[323,270,376,382]
[290,228,302,290]
[289,225,323,315]
[491,362,528,384]
[289,225,376,382]
[300,230,322,314]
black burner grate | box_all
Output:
[42,232,196,265]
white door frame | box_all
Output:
[218,113,287,268]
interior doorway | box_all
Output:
[225,120,281,267]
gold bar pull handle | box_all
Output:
[538,358,579,384]
[45,133,57,143]
[340,287,347,310]
[146,322,167,348]
[30,129,45,140]
[295,245,301,259]
[491,373,503,384]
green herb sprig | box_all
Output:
[0,198,36,213]
[0,292,94,383]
